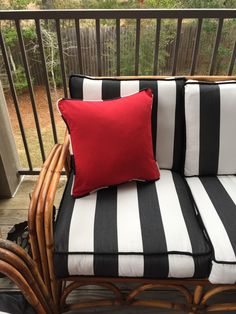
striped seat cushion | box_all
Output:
[184,80,236,176]
[69,75,186,172]
[54,170,211,279]
[187,175,236,284]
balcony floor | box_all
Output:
[0,176,235,313]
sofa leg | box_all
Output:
[187,285,204,314]
[194,285,204,304]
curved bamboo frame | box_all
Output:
[0,239,55,314]
[58,279,236,313]
[28,143,60,276]
[27,76,236,313]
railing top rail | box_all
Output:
[0,9,236,20]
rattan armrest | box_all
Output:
[27,131,69,306]
[28,144,61,274]
[43,135,70,304]
[27,134,69,303]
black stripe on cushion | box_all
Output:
[102,79,120,99]
[140,80,158,156]
[199,84,220,175]
[94,186,118,277]
[69,75,84,99]
[137,181,169,277]
[173,79,185,173]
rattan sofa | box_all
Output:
[28,75,236,314]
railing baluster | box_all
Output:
[15,19,46,162]
[35,19,58,144]
[116,18,120,76]
[209,18,224,75]
[172,18,182,76]
[75,19,83,74]
[0,27,33,171]
[153,18,161,75]
[228,39,236,76]
[190,18,202,75]
[135,18,141,76]
[55,19,68,97]
[95,19,101,76]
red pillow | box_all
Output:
[58,89,160,197]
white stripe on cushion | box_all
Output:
[218,176,236,204]
[156,170,194,278]
[117,182,144,276]
[166,254,195,278]
[218,84,236,174]
[118,255,144,277]
[120,80,139,97]
[156,80,176,169]
[186,177,236,262]
[83,78,102,100]
[68,254,94,276]
[68,193,97,275]
[184,83,200,176]
[209,261,236,284]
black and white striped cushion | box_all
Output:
[69,75,186,172]
[187,175,236,284]
[185,80,236,176]
[54,169,211,279]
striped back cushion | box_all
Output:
[184,80,236,176]
[69,75,186,172]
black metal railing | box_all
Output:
[0,9,236,174]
